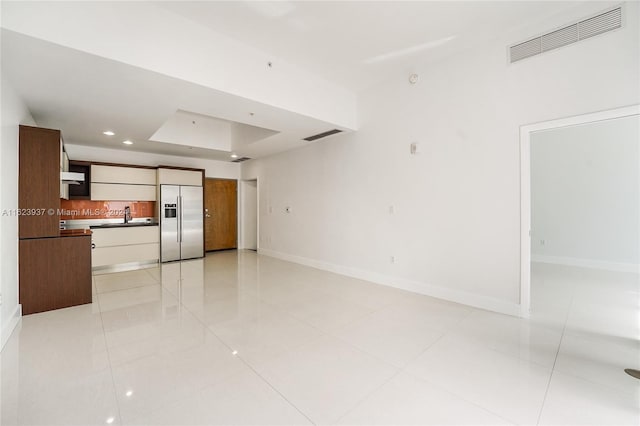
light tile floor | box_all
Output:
[1,252,639,425]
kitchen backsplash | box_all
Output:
[59,200,156,220]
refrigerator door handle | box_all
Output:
[179,195,184,243]
[177,195,182,242]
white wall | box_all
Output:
[531,115,639,271]
[243,2,640,314]
[240,180,258,250]
[65,144,240,180]
[1,74,36,350]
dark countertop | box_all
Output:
[89,222,158,229]
[59,229,93,237]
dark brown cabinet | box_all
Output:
[19,235,92,315]
[18,125,92,315]
[68,160,91,199]
[19,125,61,238]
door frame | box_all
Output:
[238,178,259,251]
[519,104,639,318]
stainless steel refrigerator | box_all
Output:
[160,185,204,262]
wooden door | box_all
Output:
[204,178,237,251]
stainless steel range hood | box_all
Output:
[60,171,84,185]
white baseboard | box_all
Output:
[1,304,22,351]
[531,255,640,273]
[259,249,522,317]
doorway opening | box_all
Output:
[520,105,640,317]
[240,179,258,251]
[204,178,238,252]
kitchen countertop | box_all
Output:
[59,229,93,237]
[62,217,157,230]
[89,222,159,229]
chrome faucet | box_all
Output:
[124,206,132,224]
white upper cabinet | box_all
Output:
[157,168,202,186]
[91,165,157,185]
[90,165,157,201]
[90,183,156,201]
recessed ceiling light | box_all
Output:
[230,153,238,158]
[122,140,133,145]
[103,131,115,136]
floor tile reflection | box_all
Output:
[1,253,637,425]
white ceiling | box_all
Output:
[1,29,341,161]
[2,1,608,161]
[156,1,587,92]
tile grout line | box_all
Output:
[94,282,160,295]
[332,306,478,423]
[181,308,318,425]
[535,292,574,425]
[334,322,517,425]
[197,268,419,425]
[334,367,404,424]
[394,329,521,425]
[384,305,474,370]
[391,305,534,425]
[231,352,318,426]
[93,279,126,425]
[242,261,488,423]
[401,367,518,425]
[332,329,452,424]
[143,266,160,283]
[289,294,394,340]
[162,268,319,426]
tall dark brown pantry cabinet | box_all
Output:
[18,125,92,315]
[18,125,61,238]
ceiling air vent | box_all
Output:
[510,6,622,63]
[303,129,343,142]
[579,7,622,40]
[541,24,578,52]
[511,38,542,62]
[231,157,251,163]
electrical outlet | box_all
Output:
[540,239,545,246]
[0,292,2,306]
[389,205,395,214]
[390,256,396,264]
